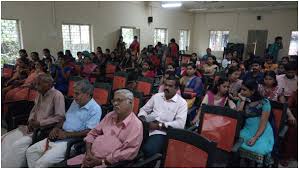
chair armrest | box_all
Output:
[38,123,58,131]
[65,138,85,159]
[107,160,131,168]
[31,123,58,145]
[131,153,162,167]
[187,106,199,115]
[232,138,244,153]
[279,125,289,138]
[186,125,198,131]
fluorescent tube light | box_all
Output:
[162,3,182,8]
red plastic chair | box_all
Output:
[132,91,143,115]
[67,76,83,98]
[161,128,217,168]
[112,71,128,91]
[105,63,117,80]
[136,77,154,96]
[2,64,14,79]
[197,104,244,167]
[93,82,113,119]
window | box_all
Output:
[121,27,134,49]
[62,24,91,57]
[1,19,22,65]
[179,30,189,51]
[154,28,167,45]
[288,31,298,55]
[209,31,229,51]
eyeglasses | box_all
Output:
[111,98,127,104]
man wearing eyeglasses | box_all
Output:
[57,89,143,167]
[138,75,188,159]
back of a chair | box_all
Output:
[136,77,154,96]
[163,128,216,168]
[105,63,117,79]
[198,104,243,152]
[67,76,83,97]
[28,89,38,101]
[3,64,14,79]
[112,71,128,90]
[270,100,287,138]
[93,82,111,105]
[132,91,143,115]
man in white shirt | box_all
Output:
[138,75,188,158]
[276,62,297,97]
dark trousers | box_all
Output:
[142,134,167,158]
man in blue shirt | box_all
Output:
[26,79,102,168]
[242,59,264,84]
[202,48,215,62]
[267,36,283,63]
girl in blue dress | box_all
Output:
[236,79,274,166]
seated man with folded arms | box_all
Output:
[26,79,102,167]
[54,89,143,167]
[1,74,65,168]
[138,75,188,158]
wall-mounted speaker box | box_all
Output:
[257,16,261,20]
[148,16,153,23]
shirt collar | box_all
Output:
[80,98,94,110]
[162,93,178,103]
[111,111,134,127]
[43,87,55,97]
[283,75,298,81]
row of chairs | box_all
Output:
[67,71,156,114]
[63,99,286,167]
[59,101,288,168]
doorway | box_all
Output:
[247,30,268,57]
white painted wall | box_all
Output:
[2,1,297,61]
[192,9,298,60]
[1,1,194,56]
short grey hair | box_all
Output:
[114,89,134,102]
[74,79,94,97]
[37,73,54,85]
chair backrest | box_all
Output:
[93,82,111,105]
[3,64,14,79]
[105,63,117,79]
[112,71,128,90]
[67,76,83,97]
[28,89,38,101]
[136,77,154,96]
[269,100,287,138]
[198,104,243,152]
[163,128,217,168]
[132,91,143,115]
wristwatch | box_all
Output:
[158,122,163,129]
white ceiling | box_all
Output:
[149,1,298,13]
